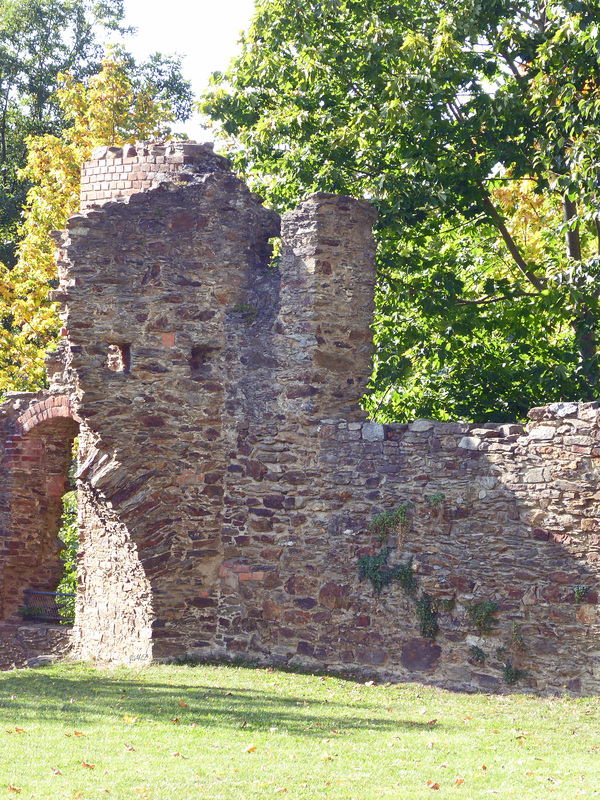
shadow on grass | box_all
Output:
[0,665,453,738]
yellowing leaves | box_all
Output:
[0,57,175,394]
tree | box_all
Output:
[201,0,600,421]
[0,0,129,268]
[0,56,187,392]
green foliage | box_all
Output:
[369,502,412,544]
[467,601,499,634]
[512,623,526,651]
[469,645,486,664]
[414,592,439,640]
[432,597,455,613]
[56,489,78,621]
[424,493,445,509]
[574,585,590,604]
[358,548,416,596]
[232,302,259,322]
[202,0,600,421]
[503,660,530,686]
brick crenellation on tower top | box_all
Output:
[79,140,230,211]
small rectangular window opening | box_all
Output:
[189,345,215,380]
[107,343,131,373]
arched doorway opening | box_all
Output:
[0,398,79,624]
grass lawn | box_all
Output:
[0,661,599,799]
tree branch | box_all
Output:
[475,180,544,291]
[563,194,582,262]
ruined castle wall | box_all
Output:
[2,144,600,692]
[219,408,600,694]
[54,147,281,662]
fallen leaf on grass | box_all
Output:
[123,714,137,724]
[244,745,257,753]
[455,779,464,786]
[171,752,188,758]
[170,717,179,723]
[482,765,487,770]
[427,780,440,789]
[178,700,189,708]
[74,730,85,736]
[365,680,376,686]
[14,728,25,733]
[426,742,434,749]
[427,719,438,725]
[463,716,472,722]
[51,768,62,775]
[82,762,95,769]
[8,786,21,793]
[125,743,136,751]
[275,789,287,793]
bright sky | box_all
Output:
[118,0,257,141]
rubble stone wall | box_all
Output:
[1,143,600,692]
[217,409,600,694]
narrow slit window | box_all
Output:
[107,344,131,373]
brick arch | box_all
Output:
[16,395,80,436]
[0,397,80,623]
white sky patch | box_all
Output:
[115,0,256,141]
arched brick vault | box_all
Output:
[0,395,79,622]
[14,395,81,436]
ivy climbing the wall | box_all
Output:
[358,501,456,640]
[358,549,416,596]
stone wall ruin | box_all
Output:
[1,140,600,692]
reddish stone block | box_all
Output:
[548,570,578,584]
[318,582,351,610]
[262,600,282,621]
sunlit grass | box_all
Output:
[0,661,599,798]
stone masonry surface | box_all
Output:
[1,142,600,693]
